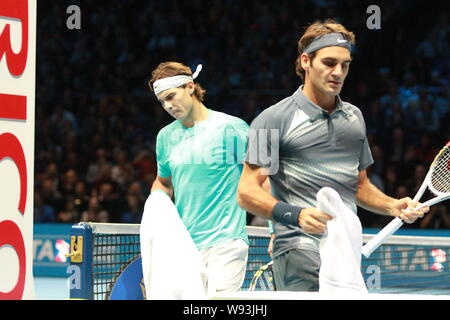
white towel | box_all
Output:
[140,190,208,299]
[317,187,368,293]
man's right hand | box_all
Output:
[298,208,332,234]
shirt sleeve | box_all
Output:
[224,119,249,165]
[356,110,374,171]
[155,131,171,178]
[245,110,280,170]
[358,136,374,171]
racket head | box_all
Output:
[428,142,450,197]
[248,261,275,291]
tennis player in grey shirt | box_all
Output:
[237,19,429,291]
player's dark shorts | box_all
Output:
[272,248,320,291]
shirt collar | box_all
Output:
[292,85,349,121]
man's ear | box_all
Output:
[300,53,310,72]
[186,81,195,95]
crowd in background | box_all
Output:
[34,0,449,229]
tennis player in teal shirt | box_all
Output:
[148,61,249,293]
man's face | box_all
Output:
[156,82,194,120]
[303,46,352,97]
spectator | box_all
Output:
[34,191,56,223]
[384,101,404,133]
[97,210,110,223]
[80,196,104,222]
[50,105,78,133]
[57,196,80,223]
[120,195,143,223]
[419,206,450,229]
[383,164,400,197]
[415,133,438,165]
[111,149,135,193]
[96,182,126,223]
[40,177,64,213]
[407,163,428,196]
[365,100,385,139]
[86,148,111,185]
[131,149,157,181]
[73,181,90,213]
[127,181,146,205]
[388,127,407,164]
[369,144,385,177]
[394,185,410,200]
[60,169,79,198]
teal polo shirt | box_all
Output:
[156,109,249,250]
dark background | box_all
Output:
[34,0,450,229]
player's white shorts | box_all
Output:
[199,238,248,293]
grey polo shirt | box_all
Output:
[246,86,373,257]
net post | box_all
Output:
[69,223,94,300]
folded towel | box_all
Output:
[140,190,208,299]
[317,187,368,293]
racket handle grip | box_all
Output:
[361,217,404,258]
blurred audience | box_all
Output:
[35,1,449,228]
[34,192,56,223]
[121,195,144,223]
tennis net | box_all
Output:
[68,223,450,299]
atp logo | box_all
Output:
[55,239,70,263]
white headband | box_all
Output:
[153,64,203,96]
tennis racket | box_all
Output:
[248,261,276,291]
[362,141,450,258]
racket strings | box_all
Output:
[430,147,450,194]
[249,262,275,291]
